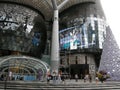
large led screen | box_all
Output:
[59,16,107,50]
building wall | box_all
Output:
[60,53,96,78]
[59,1,107,50]
[60,1,105,29]
[59,1,106,78]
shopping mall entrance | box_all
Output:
[0,55,50,81]
[70,64,89,79]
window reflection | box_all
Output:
[0,4,46,58]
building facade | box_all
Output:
[0,0,107,80]
[59,1,107,78]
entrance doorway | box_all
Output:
[70,64,89,79]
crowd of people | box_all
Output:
[46,71,66,84]
[46,70,100,85]
[0,70,102,85]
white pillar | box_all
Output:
[51,10,59,73]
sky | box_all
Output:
[101,0,120,47]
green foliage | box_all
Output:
[97,70,110,82]
[97,72,103,79]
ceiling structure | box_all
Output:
[0,0,96,21]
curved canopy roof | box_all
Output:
[0,0,96,21]
[0,55,50,78]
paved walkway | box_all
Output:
[1,79,120,90]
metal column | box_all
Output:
[51,0,69,74]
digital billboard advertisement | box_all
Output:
[59,16,107,50]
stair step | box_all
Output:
[0,81,120,90]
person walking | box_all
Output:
[75,74,78,82]
[61,74,65,84]
[89,74,92,83]
[95,75,99,84]
[57,74,61,84]
[38,69,43,81]
[47,74,51,84]
[9,71,12,80]
[52,71,57,84]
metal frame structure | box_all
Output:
[0,55,50,80]
[0,0,96,21]
[50,0,69,73]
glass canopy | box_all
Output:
[0,55,50,81]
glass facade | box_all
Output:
[0,4,46,56]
